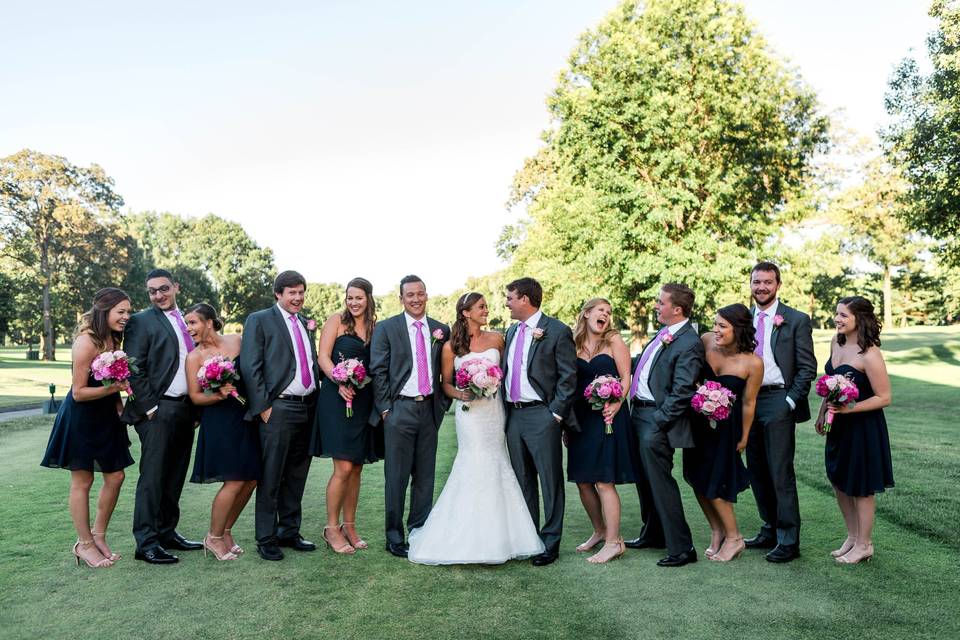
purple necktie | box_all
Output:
[169,310,195,353]
[414,321,430,395]
[629,327,669,399]
[755,312,766,357]
[509,322,527,402]
[289,314,312,388]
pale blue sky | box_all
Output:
[0,1,934,294]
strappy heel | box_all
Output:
[587,538,625,564]
[224,528,243,555]
[203,534,238,561]
[340,522,368,550]
[830,536,856,558]
[836,543,874,564]
[710,536,744,562]
[91,530,120,562]
[73,538,112,568]
[576,532,604,553]
[322,526,355,554]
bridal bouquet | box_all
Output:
[690,380,736,429]
[454,358,503,411]
[197,355,245,404]
[330,357,370,417]
[583,375,624,433]
[815,373,859,432]
[91,350,138,396]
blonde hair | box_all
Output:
[573,297,617,357]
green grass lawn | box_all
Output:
[0,328,958,639]
[0,346,73,409]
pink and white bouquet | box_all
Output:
[815,374,860,432]
[197,355,244,404]
[330,357,370,417]
[583,374,624,434]
[691,380,736,429]
[454,358,503,411]
[91,350,138,396]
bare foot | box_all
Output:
[837,542,873,564]
[73,539,112,568]
[322,526,355,554]
[830,536,856,558]
[710,536,744,562]
[587,540,625,564]
[576,531,604,553]
[705,530,724,557]
[223,529,242,554]
[91,532,119,561]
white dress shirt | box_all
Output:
[400,312,435,397]
[162,308,189,398]
[277,303,317,395]
[633,319,689,402]
[505,310,545,403]
[754,299,794,408]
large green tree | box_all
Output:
[0,150,125,359]
[503,0,828,342]
[885,0,960,265]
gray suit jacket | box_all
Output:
[752,302,817,423]
[501,313,579,430]
[239,305,321,421]
[368,313,451,428]
[121,306,186,425]
[632,320,705,449]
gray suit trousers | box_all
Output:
[383,398,439,545]
[255,399,313,543]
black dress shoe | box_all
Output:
[134,546,178,564]
[256,542,284,561]
[656,548,698,567]
[624,537,666,550]
[766,544,800,563]
[531,550,559,567]
[386,542,409,558]
[744,534,777,549]
[278,535,317,552]
[163,533,203,551]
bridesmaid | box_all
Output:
[566,298,641,564]
[41,288,135,568]
[185,303,260,561]
[682,303,762,562]
[309,277,378,554]
[816,296,893,564]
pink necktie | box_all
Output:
[414,321,431,395]
[509,323,527,402]
[755,312,766,357]
[169,310,195,353]
[629,327,669,399]
[289,314,312,388]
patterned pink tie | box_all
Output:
[755,312,766,357]
[509,322,527,402]
[289,314,312,388]
[629,327,669,399]
[169,310,195,353]
[414,321,431,395]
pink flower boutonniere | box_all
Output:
[660,332,674,346]
[431,328,445,344]
[773,314,785,328]
[306,319,318,332]
[531,327,545,341]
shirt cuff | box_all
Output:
[552,412,562,422]
[147,405,158,416]
[785,396,796,410]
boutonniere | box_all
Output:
[531,327,545,341]
[660,333,674,346]
[772,314,785,328]
[306,319,318,332]
[431,328,445,344]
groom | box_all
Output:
[502,277,577,567]
[369,275,450,558]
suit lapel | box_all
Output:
[394,314,413,364]
[152,306,178,345]
[649,321,690,374]
[270,306,296,358]
[770,305,784,354]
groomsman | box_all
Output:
[369,275,450,558]
[744,262,816,563]
[502,277,577,567]
[626,284,704,567]
[240,271,320,561]
[122,268,202,564]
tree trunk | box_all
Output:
[882,264,894,330]
[808,291,816,328]
[628,300,649,352]
[40,238,56,361]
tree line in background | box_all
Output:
[2,0,958,360]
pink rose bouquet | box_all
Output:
[197,355,245,404]
[691,380,736,429]
[583,374,624,434]
[815,373,859,432]
[454,358,503,411]
[330,357,370,417]
[91,350,138,397]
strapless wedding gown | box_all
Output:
[408,348,545,565]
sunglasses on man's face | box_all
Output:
[147,284,172,296]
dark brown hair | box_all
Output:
[717,303,756,354]
[751,261,782,284]
[661,283,695,318]
[75,287,131,351]
[837,296,882,353]
[506,277,543,309]
[184,303,224,332]
[274,270,306,295]
[399,274,425,295]
[340,277,376,344]
[450,292,485,356]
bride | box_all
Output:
[408,292,545,565]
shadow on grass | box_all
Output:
[886,342,960,368]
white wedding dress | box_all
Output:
[407,348,545,565]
